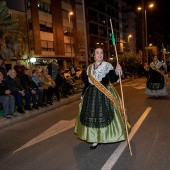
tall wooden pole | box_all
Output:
[110,19,132,156]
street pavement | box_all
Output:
[0,77,170,170]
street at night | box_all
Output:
[0,78,170,170]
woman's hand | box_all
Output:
[115,64,122,74]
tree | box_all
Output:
[68,30,85,66]
[9,13,29,59]
[0,1,19,60]
[73,31,85,64]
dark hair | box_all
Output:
[32,69,37,74]
[93,46,103,57]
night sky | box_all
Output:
[126,0,169,19]
[126,0,170,42]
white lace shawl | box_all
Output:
[87,61,114,84]
[150,60,164,70]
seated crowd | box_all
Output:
[0,59,74,119]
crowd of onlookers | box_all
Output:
[0,58,78,119]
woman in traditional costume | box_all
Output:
[145,56,168,97]
[74,47,131,149]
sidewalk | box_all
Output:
[0,78,132,129]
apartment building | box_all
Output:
[85,0,127,62]
[26,0,86,69]
[2,0,134,69]
[122,7,137,55]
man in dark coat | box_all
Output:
[6,69,25,114]
[20,68,39,110]
[0,72,16,119]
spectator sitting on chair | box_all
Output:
[32,69,44,107]
[40,68,56,105]
[6,69,25,114]
[20,69,39,110]
[0,72,17,119]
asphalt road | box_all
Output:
[0,78,170,170]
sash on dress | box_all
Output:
[88,64,123,113]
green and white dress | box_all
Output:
[74,61,131,143]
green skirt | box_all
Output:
[74,84,131,143]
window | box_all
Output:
[99,26,107,37]
[37,1,51,14]
[98,0,106,13]
[90,36,99,49]
[99,14,107,25]
[41,41,54,51]
[44,3,51,13]
[88,9,98,22]
[37,1,44,11]
[39,21,53,33]
[89,23,98,35]
[65,43,72,52]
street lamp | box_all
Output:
[128,34,132,43]
[138,3,154,64]
[30,57,36,63]
[68,11,73,65]
[127,34,132,53]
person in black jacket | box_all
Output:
[20,68,39,110]
[6,69,25,114]
[0,72,16,119]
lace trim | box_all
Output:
[87,61,113,84]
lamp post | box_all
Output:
[128,34,132,43]
[68,11,73,65]
[138,3,154,64]
[128,34,132,53]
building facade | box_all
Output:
[85,0,127,63]
[26,0,86,69]
[122,7,137,55]
[3,0,138,69]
